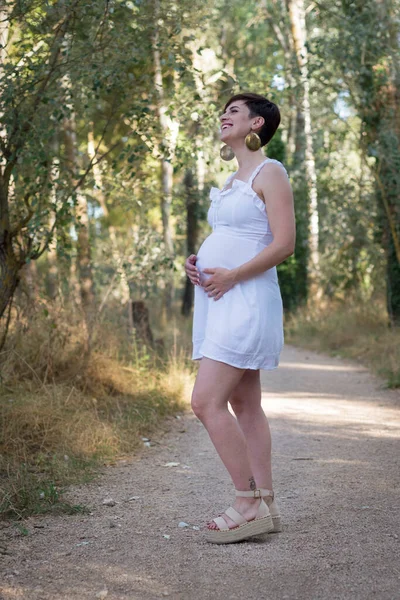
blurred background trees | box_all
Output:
[1,0,399,349]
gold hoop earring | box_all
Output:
[220,145,235,161]
[245,132,261,151]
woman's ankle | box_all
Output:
[235,496,259,505]
[258,488,274,505]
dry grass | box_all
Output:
[285,294,400,388]
[0,302,194,519]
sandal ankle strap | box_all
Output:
[235,488,274,499]
[258,488,274,499]
[235,489,263,499]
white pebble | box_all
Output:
[102,498,116,506]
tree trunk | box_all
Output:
[64,113,96,347]
[0,237,20,320]
[46,227,59,300]
[181,168,199,316]
[0,5,18,325]
[264,0,298,164]
[152,1,179,314]
[264,0,309,308]
[131,301,154,346]
[76,196,95,315]
[0,3,9,157]
[0,254,17,351]
[87,124,130,307]
[288,0,320,296]
[45,141,61,300]
[286,97,297,161]
[386,225,400,325]
[17,260,40,322]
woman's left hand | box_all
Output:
[201,268,236,300]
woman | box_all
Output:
[184,92,295,544]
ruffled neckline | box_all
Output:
[210,179,266,213]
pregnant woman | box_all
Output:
[184,92,296,544]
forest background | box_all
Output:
[0,0,399,519]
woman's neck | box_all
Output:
[230,144,266,170]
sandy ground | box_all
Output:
[1,345,399,600]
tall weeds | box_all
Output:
[0,301,194,519]
[286,294,400,388]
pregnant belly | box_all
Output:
[196,232,261,283]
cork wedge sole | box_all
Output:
[205,490,274,545]
[205,514,274,544]
[271,515,282,533]
[260,490,282,533]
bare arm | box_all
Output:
[231,163,296,282]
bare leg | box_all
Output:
[229,369,273,492]
[191,357,263,529]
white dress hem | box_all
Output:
[192,338,282,371]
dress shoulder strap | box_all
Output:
[221,171,237,192]
[248,158,288,186]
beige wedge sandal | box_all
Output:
[205,489,274,544]
[259,488,282,533]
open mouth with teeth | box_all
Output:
[221,124,233,130]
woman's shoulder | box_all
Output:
[264,158,288,175]
[256,159,290,185]
[256,160,291,199]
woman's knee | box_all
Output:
[191,389,225,421]
[191,389,208,420]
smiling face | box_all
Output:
[220,100,264,145]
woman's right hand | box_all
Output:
[185,254,200,286]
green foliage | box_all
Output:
[1,0,397,324]
[310,0,400,319]
[0,459,91,520]
[278,178,309,311]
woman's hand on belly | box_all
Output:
[201,267,237,301]
[184,254,200,286]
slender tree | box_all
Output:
[287,0,320,295]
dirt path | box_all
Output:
[1,345,400,600]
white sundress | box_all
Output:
[191,157,288,371]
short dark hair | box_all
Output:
[224,93,281,146]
